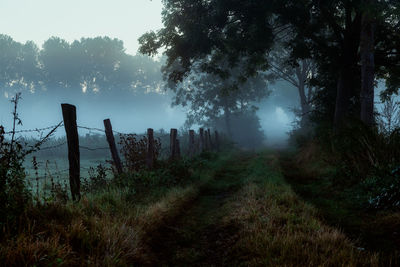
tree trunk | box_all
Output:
[334,23,361,128]
[360,1,375,126]
[223,105,233,138]
[296,62,311,127]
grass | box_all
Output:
[0,153,219,266]
[279,142,400,265]
[0,149,393,266]
[218,152,380,266]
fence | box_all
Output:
[4,103,221,201]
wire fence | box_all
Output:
[3,115,215,201]
[2,121,174,187]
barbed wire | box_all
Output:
[79,145,109,151]
[28,168,70,181]
[40,142,67,151]
[77,125,104,133]
[4,122,64,135]
[77,125,129,136]
[27,162,113,181]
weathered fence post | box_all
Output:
[175,139,181,158]
[204,129,210,151]
[104,119,123,174]
[189,130,195,157]
[199,128,204,152]
[207,129,213,151]
[170,128,178,159]
[215,130,220,151]
[61,104,80,201]
[147,128,155,169]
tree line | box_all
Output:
[0,35,163,97]
[139,0,400,130]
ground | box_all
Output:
[0,150,394,266]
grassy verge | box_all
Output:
[220,152,381,266]
[0,153,222,266]
[279,143,400,265]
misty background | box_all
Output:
[0,0,299,146]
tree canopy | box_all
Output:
[139,0,400,128]
[0,35,164,98]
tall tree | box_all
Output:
[360,0,376,125]
[171,59,269,137]
[140,0,400,129]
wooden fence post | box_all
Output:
[61,104,80,201]
[207,129,213,151]
[204,128,210,151]
[199,128,204,152]
[170,128,178,159]
[147,128,155,169]
[215,130,220,151]
[175,139,181,158]
[189,130,195,157]
[104,119,123,174]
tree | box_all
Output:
[360,0,376,126]
[139,0,276,83]
[280,0,400,127]
[171,58,269,137]
[0,35,41,95]
[267,43,316,127]
[140,0,400,129]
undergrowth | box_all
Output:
[0,150,220,266]
[281,133,400,263]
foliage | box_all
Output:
[377,96,400,136]
[171,60,269,130]
[82,164,111,193]
[119,134,161,172]
[363,167,400,210]
[0,35,163,97]
[140,0,400,128]
[0,94,32,233]
[0,125,31,232]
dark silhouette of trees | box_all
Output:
[170,59,268,137]
[0,35,164,100]
[139,0,400,129]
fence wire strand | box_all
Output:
[4,122,64,135]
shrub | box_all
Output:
[119,134,161,172]
[0,127,31,234]
[82,164,111,193]
[363,166,400,210]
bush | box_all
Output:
[0,126,31,234]
[362,166,400,210]
[119,133,161,172]
[82,164,111,193]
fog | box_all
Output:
[0,80,296,145]
[0,0,300,147]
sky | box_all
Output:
[0,0,163,54]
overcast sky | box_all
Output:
[0,0,163,54]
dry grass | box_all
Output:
[222,153,381,266]
[0,184,201,266]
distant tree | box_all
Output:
[267,42,316,127]
[170,59,269,137]
[210,110,266,149]
[0,35,41,95]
